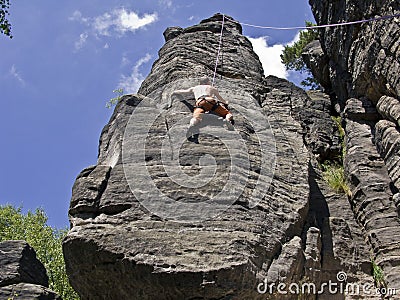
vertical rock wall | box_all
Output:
[309,0,400,292]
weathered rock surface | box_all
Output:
[64,11,399,300]
[0,240,60,299]
[309,0,400,106]
[300,90,341,162]
[139,14,263,97]
[302,40,331,93]
[64,15,310,299]
[307,0,400,294]
[344,100,400,288]
[376,119,400,190]
[377,95,400,126]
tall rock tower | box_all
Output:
[63,13,400,299]
[306,0,400,292]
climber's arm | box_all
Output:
[171,87,194,96]
[165,87,194,109]
[213,89,229,105]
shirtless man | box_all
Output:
[169,77,234,132]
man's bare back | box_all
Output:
[167,77,234,138]
[171,84,228,104]
[191,85,227,103]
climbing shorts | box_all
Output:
[194,97,231,119]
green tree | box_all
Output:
[0,0,12,38]
[280,21,319,88]
[106,88,124,108]
[0,205,79,300]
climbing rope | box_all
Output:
[227,12,400,30]
[211,14,225,86]
[209,12,399,84]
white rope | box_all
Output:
[208,12,399,85]
[228,12,400,30]
[212,14,225,86]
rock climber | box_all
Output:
[168,77,235,139]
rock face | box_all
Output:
[64,12,398,299]
[0,240,60,300]
[309,0,400,107]
[302,40,331,93]
[307,0,400,293]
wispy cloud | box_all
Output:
[10,65,25,86]
[69,10,89,24]
[69,8,158,50]
[159,0,173,8]
[74,32,88,51]
[248,34,300,79]
[120,54,131,67]
[118,54,152,94]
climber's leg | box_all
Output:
[225,113,234,124]
[214,104,235,129]
[186,107,204,142]
[190,107,204,127]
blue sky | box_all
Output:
[0,0,314,228]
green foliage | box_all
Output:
[331,116,345,139]
[106,88,124,108]
[281,22,318,72]
[300,76,320,90]
[281,21,319,88]
[331,116,346,159]
[320,116,352,196]
[0,0,12,38]
[0,205,79,300]
[371,259,386,288]
[321,163,351,196]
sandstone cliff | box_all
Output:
[63,8,399,300]
[306,0,400,293]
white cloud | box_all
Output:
[69,10,88,24]
[121,54,130,67]
[69,8,158,50]
[287,32,300,47]
[92,8,158,36]
[93,12,113,36]
[118,54,152,94]
[248,34,300,79]
[248,37,287,78]
[10,65,25,86]
[159,0,173,8]
[74,32,88,51]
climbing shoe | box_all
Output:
[186,125,199,143]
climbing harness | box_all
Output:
[195,96,220,112]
